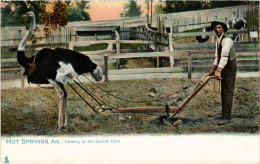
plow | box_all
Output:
[68,74,216,125]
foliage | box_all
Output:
[69,1,91,22]
[1,4,17,27]
[2,1,69,47]
[1,1,91,27]
[163,1,203,13]
[120,1,143,17]
[41,1,69,37]
[155,2,165,14]
[5,1,46,26]
[155,0,255,14]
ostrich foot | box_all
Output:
[58,125,67,131]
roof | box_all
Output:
[74,26,120,32]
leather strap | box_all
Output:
[217,34,225,64]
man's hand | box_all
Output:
[208,65,217,76]
[209,69,215,76]
[214,67,222,80]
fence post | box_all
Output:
[68,41,73,50]
[170,55,174,67]
[104,54,109,82]
[116,44,121,69]
[95,33,98,41]
[116,40,120,54]
[115,31,121,69]
[169,22,174,67]
[188,51,192,79]
[169,23,174,52]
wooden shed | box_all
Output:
[74,26,120,41]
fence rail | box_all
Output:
[2,4,259,88]
[102,50,259,82]
[172,30,249,37]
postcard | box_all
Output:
[1,1,259,163]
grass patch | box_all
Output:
[113,43,146,50]
[74,43,108,51]
[237,56,259,60]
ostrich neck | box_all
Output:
[18,18,35,51]
[232,13,236,23]
[225,20,230,29]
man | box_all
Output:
[209,18,237,125]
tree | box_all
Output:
[161,1,203,13]
[120,1,143,17]
[1,4,16,27]
[69,1,91,22]
[155,1,165,14]
[156,0,251,14]
[41,1,69,32]
[2,1,70,47]
[40,1,69,46]
[6,1,46,26]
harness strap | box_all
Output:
[24,54,37,76]
[217,34,225,65]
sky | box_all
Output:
[1,1,159,21]
[88,1,158,20]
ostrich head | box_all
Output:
[25,12,35,20]
[91,66,103,82]
[25,12,36,31]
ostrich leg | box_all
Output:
[59,82,68,127]
[48,80,68,130]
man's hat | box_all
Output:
[211,18,228,32]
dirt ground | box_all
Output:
[1,77,259,136]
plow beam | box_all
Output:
[111,106,180,113]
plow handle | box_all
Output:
[178,74,215,112]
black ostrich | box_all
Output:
[232,11,247,30]
[17,12,103,130]
[195,25,212,43]
[232,12,247,41]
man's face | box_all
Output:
[214,24,225,37]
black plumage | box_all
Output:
[195,26,212,43]
[17,11,103,131]
[233,19,247,30]
[232,12,247,41]
[232,12,247,30]
[18,48,99,84]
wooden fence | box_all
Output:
[2,29,259,86]
[1,26,71,48]
[1,4,259,88]
[102,47,259,82]
[2,4,257,48]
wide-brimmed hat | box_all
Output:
[211,18,228,32]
